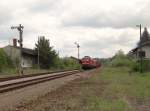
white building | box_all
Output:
[3,45,38,68]
[128,27,150,59]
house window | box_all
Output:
[139,51,145,58]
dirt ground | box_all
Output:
[12,68,150,111]
[1,68,149,111]
[0,70,95,111]
[13,69,101,111]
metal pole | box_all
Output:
[11,24,24,75]
[18,24,24,75]
[77,45,80,60]
[136,24,143,73]
[139,24,143,73]
[75,42,80,60]
[38,37,40,69]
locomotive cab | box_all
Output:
[80,56,101,70]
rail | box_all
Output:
[0,70,80,93]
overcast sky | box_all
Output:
[0,0,150,58]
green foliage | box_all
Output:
[35,37,58,69]
[132,60,150,72]
[35,37,80,70]
[142,60,150,71]
[54,57,81,70]
[110,50,150,72]
[0,49,14,72]
[100,58,111,66]
[137,27,150,46]
[87,97,132,111]
[99,67,150,98]
[110,50,134,67]
[131,61,140,72]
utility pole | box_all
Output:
[38,37,40,69]
[74,42,80,60]
[136,24,143,73]
[37,36,45,69]
[11,24,24,75]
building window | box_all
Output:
[139,51,145,58]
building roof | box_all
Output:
[130,41,150,52]
[22,47,37,56]
[128,27,150,56]
[6,45,37,56]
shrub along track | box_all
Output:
[0,70,80,93]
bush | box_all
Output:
[132,59,150,72]
[110,50,134,68]
[0,49,14,72]
[55,57,81,70]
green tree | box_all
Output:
[35,37,58,69]
[0,49,14,72]
[110,50,133,67]
[137,27,150,46]
[57,57,81,70]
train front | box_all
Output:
[80,56,95,69]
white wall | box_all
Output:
[142,46,150,59]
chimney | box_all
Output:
[13,38,17,47]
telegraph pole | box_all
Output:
[136,24,143,73]
[37,36,45,69]
[11,24,24,75]
[38,37,40,69]
[74,42,80,60]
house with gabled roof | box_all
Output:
[3,41,38,68]
[128,27,150,59]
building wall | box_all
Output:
[3,45,35,68]
[3,45,20,63]
[141,46,150,59]
[129,45,150,59]
[22,54,33,68]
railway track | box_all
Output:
[0,70,80,93]
[0,69,79,82]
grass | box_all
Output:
[0,64,81,78]
[85,67,150,111]
[99,67,150,98]
[16,67,150,111]
[0,68,61,77]
[86,97,132,111]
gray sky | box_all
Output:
[0,0,150,58]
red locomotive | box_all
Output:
[79,56,101,69]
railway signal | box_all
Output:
[11,24,24,75]
[74,42,80,60]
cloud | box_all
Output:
[0,0,149,58]
[79,28,137,58]
[27,0,62,14]
[62,0,150,28]
[53,27,138,58]
[0,6,13,24]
